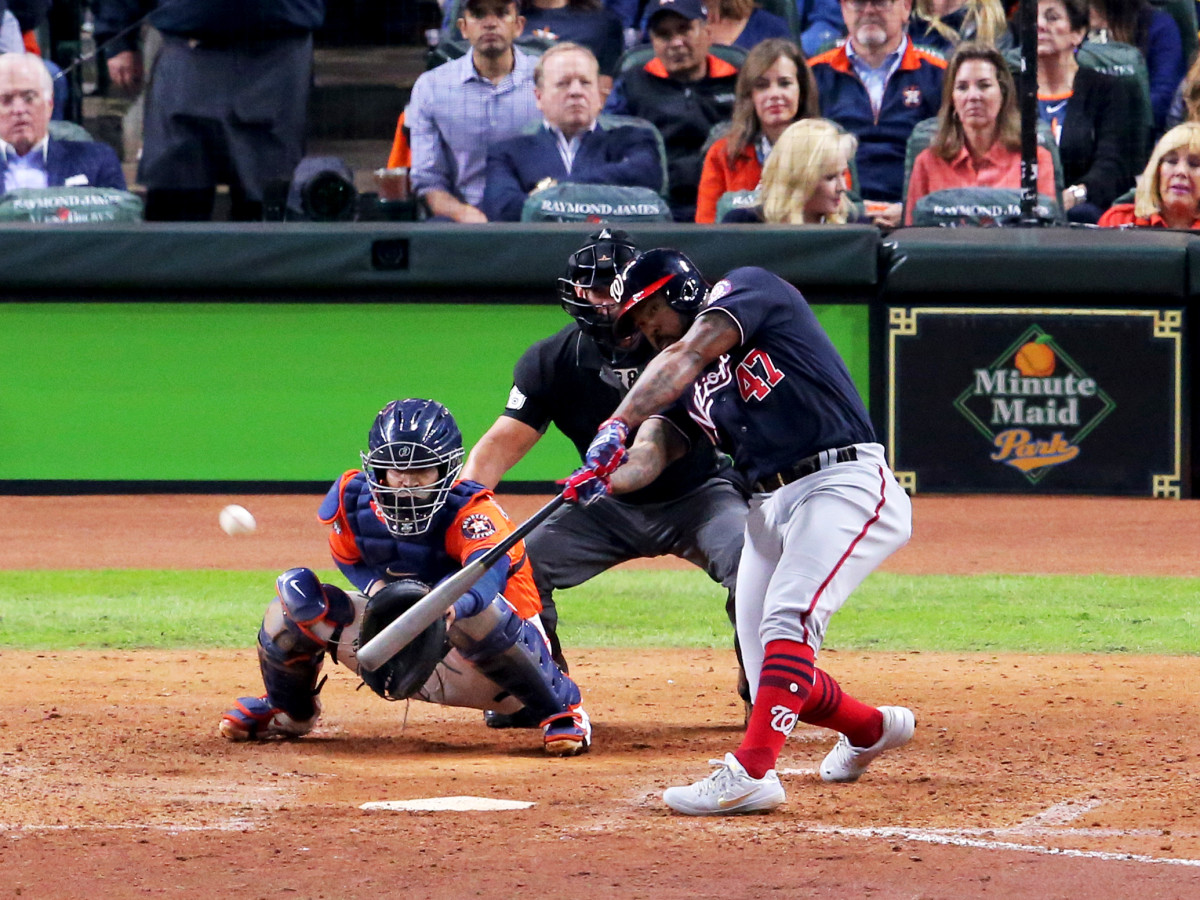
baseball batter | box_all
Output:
[220,398,591,756]
[461,229,750,723]
[565,249,914,814]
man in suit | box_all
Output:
[0,53,125,191]
[481,42,663,222]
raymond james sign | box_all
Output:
[887,307,1185,497]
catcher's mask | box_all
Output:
[556,227,640,352]
[357,579,448,700]
[362,399,464,537]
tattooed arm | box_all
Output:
[609,418,687,495]
[611,312,741,429]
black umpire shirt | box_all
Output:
[503,324,738,505]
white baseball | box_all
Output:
[219,504,257,536]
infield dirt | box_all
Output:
[0,494,1197,899]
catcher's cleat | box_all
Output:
[663,753,785,816]
[219,695,320,742]
[484,706,543,730]
[541,706,592,757]
[820,705,915,783]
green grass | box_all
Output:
[1,569,1197,655]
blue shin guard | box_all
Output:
[448,599,581,724]
[256,567,355,722]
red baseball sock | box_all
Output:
[800,668,883,748]
[734,640,813,779]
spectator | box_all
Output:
[905,42,1056,224]
[796,0,849,56]
[908,0,1011,56]
[707,0,793,50]
[0,53,125,190]
[1167,52,1200,131]
[695,38,818,222]
[810,0,947,227]
[520,0,625,90]
[1087,0,1185,136]
[725,118,861,221]
[1099,122,1200,228]
[93,0,323,222]
[481,42,664,221]
[604,0,739,221]
[1036,0,1137,223]
[409,0,539,222]
[0,11,21,55]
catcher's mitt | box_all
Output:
[357,579,448,701]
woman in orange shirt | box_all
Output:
[694,38,818,223]
[1099,123,1200,228]
[905,42,1057,224]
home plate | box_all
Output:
[360,796,535,812]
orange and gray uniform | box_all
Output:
[319,471,541,620]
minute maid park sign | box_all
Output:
[954,325,1116,482]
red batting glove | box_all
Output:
[584,417,630,477]
[561,467,611,505]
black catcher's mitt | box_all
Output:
[357,579,448,700]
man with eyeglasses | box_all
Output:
[809,0,945,227]
[0,53,125,192]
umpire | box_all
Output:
[460,228,749,724]
[93,0,323,221]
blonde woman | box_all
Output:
[909,0,1011,56]
[1099,123,1200,228]
[725,119,859,223]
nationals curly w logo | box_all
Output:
[769,704,798,736]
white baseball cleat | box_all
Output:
[820,705,915,783]
[663,753,785,816]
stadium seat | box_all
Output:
[520,182,672,222]
[909,186,1062,226]
[901,115,1065,217]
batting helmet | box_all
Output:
[556,228,640,348]
[610,248,708,340]
[362,399,464,536]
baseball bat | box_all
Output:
[355,491,567,673]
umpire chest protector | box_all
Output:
[322,472,477,584]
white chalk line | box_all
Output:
[808,825,1200,867]
[1,819,258,834]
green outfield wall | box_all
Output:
[0,301,870,484]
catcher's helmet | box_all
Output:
[362,399,464,536]
[610,247,708,339]
[556,228,640,347]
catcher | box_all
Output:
[219,398,592,756]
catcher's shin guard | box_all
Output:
[449,599,582,725]
[256,568,355,722]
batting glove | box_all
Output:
[584,417,630,477]
[561,467,611,505]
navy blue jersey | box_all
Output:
[665,267,875,485]
[504,323,735,504]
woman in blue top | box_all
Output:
[706,0,793,50]
[1087,0,1186,135]
[908,0,1012,56]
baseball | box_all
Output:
[219,504,257,536]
